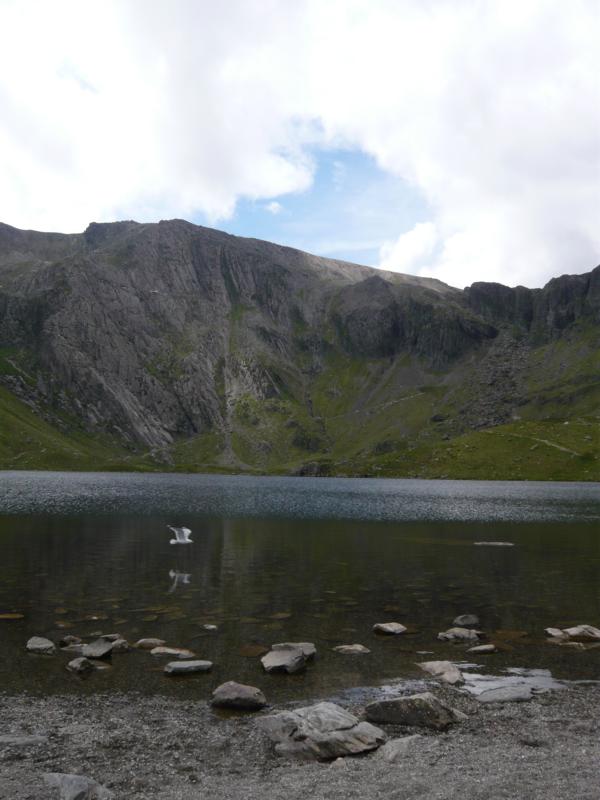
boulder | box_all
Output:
[258,701,386,760]
[81,639,114,659]
[333,644,371,655]
[261,647,306,674]
[44,772,113,799]
[272,642,316,659]
[417,660,463,685]
[453,614,479,626]
[26,636,56,655]
[164,660,212,675]
[67,657,95,675]
[211,681,267,710]
[373,622,407,635]
[378,735,421,763]
[150,646,195,659]
[438,627,480,641]
[365,692,466,730]
[467,644,496,654]
[134,638,166,649]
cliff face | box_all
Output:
[0,219,598,477]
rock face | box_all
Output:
[44,772,113,799]
[1,219,596,475]
[211,681,267,710]
[258,701,386,760]
[373,622,407,635]
[26,636,56,655]
[261,647,307,674]
[365,692,466,730]
[417,660,464,685]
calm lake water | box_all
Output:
[1,472,599,701]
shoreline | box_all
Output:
[2,681,599,799]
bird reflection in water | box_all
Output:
[168,569,192,593]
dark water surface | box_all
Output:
[1,472,599,701]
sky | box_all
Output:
[0,0,598,290]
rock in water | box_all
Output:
[44,772,113,799]
[467,644,497,654]
[109,638,129,653]
[473,541,515,547]
[261,647,306,674]
[258,701,386,760]
[562,625,600,640]
[211,681,267,710]
[272,641,316,659]
[67,657,95,675]
[333,644,371,655]
[164,660,212,675]
[81,639,114,659]
[150,646,195,659]
[365,692,467,730]
[134,638,166,649]
[438,627,481,641]
[26,636,56,655]
[373,622,407,635]
[417,660,464,685]
[453,614,479,626]
[545,627,567,638]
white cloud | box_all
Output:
[379,223,438,273]
[0,0,598,287]
[265,201,283,215]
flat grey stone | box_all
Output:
[365,692,467,730]
[333,644,371,655]
[44,772,113,799]
[261,647,306,674]
[26,636,56,655]
[211,681,267,710]
[259,701,386,760]
[81,639,114,659]
[272,642,316,658]
[373,622,407,635]
[134,638,166,649]
[164,659,212,675]
[477,686,533,703]
[417,660,464,685]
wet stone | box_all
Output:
[164,660,212,675]
[438,627,481,642]
[417,660,464,685]
[134,638,166,649]
[333,644,371,655]
[26,636,56,655]
[453,614,480,626]
[66,657,95,675]
[261,647,307,674]
[272,642,316,659]
[211,681,267,710]
[373,622,407,635]
[81,639,114,659]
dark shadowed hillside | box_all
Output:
[0,219,598,479]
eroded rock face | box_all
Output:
[258,701,386,760]
[211,681,267,710]
[365,692,467,730]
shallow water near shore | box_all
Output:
[1,471,599,701]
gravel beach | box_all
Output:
[1,684,599,800]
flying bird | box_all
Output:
[168,525,193,545]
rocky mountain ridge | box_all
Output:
[0,219,598,479]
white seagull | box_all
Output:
[168,525,193,545]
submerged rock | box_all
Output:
[438,627,481,641]
[81,639,114,659]
[66,657,95,675]
[164,660,212,675]
[259,701,386,760]
[333,644,371,655]
[261,647,306,674]
[417,660,464,685]
[365,692,466,730]
[211,681,267,710]
[373,622,407,635]
[272,642,316,659]
[26,636,56,655]
[134,638,166,649]
[44,772,113,799]
[453,614,479,626]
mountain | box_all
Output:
[0,219,598,480]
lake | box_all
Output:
[1,472,599,702]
